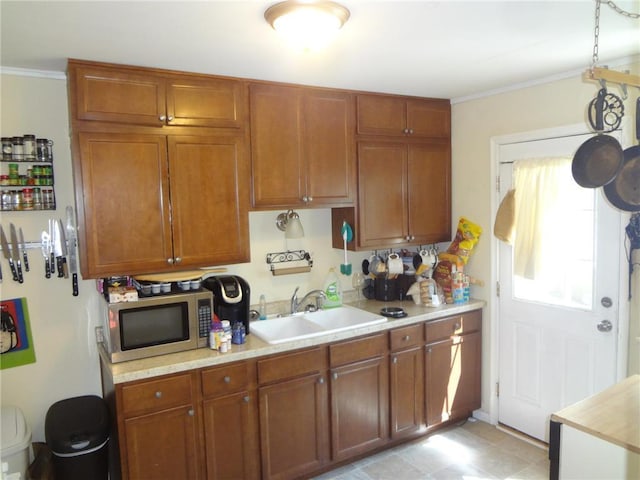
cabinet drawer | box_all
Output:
[120,372,194,417]
[330,333,387,367]
[202,361,253,398]
[258,347,326,385]
[389,324,424,351]
[425,310,481,343]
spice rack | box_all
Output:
[1,135,56,211]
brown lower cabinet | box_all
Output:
[105,310,481,480]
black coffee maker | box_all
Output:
[202,275,251,334]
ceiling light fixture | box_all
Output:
[264,1,350,50]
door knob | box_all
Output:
[597,319,613,332]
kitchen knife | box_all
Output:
[54,220,67,278]
[48,219,55,275]
[18,227,29,272]
[41,230,51,278]
[9,224,23,283]
[66,206,79,296]
[1,225,17,281]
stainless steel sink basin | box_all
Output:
[250,306,386,344]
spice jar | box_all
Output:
[0,175,9,186]
[36,138,53,162]
[1,138,12,161]
[11,137,24,161]
[22,188,34,210]
[23,134,36,161]
[1,190,12,211]
[33,187,42,210]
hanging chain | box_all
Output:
[604,0,640,18]
[592,0,639,69]
[592,0,601,68]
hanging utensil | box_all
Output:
[9,224,23,283]
[66,206,79,296]
[340,221,353,275]
[18,227,29,272]
[572,88,624,188]
[41,230,51,278]
[0,225,18,282]
[603,97,640,212]
[48,219,55,275]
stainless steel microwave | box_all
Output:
[102,290,213,363]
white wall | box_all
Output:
[451,60,640,418]
[0,72,371,441]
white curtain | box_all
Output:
[513,157,574,280]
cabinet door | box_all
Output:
[124,405,203,480]
[425,331,481,427]
[357,95,406,136]
[405,99,451,138]
[166,76,245,129]
[249,84,305,208]
[76,132,173,277]
[302,90,356,206]
[407,142,451,244]
[259,374,329,480]
[390,347,425,439]
[357,142,408,247]
[168,136,250,267]
[70,63,166,126]
[330,357,389,461]
[203,392,259,480]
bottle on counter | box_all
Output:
[259,294,267,320]
[323,267,342,308]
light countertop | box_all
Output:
[551,374,640,454]
[100,298,485,384]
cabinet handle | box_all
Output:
[332,372,338,380]
[223,376,231,383]
[159,115,166,121]
[403,128,409,134]
[167,115,174,122]
[188,409,195,417]
[155,391,162,399]
[403,335,410,342]
[318,377,324,384]
[454,323,461,331]
[408,128,414,135]
[307,196,313,202]
[410,235,415,241]
[243,396,250,403]
[392,356,398,364]
[174,257,182,264]
[427,347,432,353]
[166,258,174,265]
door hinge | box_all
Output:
[496,175,501,193]
[496,281,500,297]
[496,382,500,397]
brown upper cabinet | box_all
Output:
[357,94,450,138]
[73,132,250,277]
[250,83,356,209]
[69,59,245,129]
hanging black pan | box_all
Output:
[572,88,625,188]
[603,97,640,212]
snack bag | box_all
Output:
[440,217,483,265]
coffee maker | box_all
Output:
[202,275,251,334]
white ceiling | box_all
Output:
[1,1,639,101]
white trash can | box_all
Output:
[1,406,33,480]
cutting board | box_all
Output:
[134,268,227,282]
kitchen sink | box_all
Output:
[250,305,386,344]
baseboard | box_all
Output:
[497,423,549,451]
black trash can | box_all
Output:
[45,395,109,480]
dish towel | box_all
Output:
[494,188,515,244]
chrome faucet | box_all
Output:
[290,287,327,314]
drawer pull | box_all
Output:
[188,409,195,417]
[333,372,338,380]
[243,396,250,403]
[403,335,410,341]
[223,376,231,384]
[392,357,398,364]
[155,391,162,399]
[454,323,461,331]
[318,377,325,384]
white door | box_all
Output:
[498,133,621,442]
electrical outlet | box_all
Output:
[95,326,104,344]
